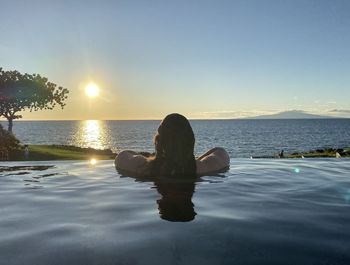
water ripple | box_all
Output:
[0,159,350,264]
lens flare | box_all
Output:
[345,190,350,204]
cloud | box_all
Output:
[329,109,350,114]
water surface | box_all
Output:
[3,119,350,157]
[1,159,349,264]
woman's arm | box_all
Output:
[196,147,230,176]
[115,150,148,175]
[196,147,221,160]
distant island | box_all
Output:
[245,110,343,119]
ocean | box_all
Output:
[2,119,350,157]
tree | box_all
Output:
[0,68,69,132]
[0,123,20,151]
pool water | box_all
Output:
[1,159,350,265]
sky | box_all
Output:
[1,0,350,120]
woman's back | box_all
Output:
[115,113,229,178]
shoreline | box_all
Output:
[287,148,350,158]
[252,148,350,159]
[2,145,350,161]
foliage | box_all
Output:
[0,68,69,131]
[0,124,20,150]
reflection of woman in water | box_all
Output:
[155,180,196,222]
[115,113,230,177]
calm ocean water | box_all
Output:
[0,159,349,264]
[3,119,350,157]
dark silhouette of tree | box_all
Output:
[0,68,69,132]
[0,124,20,150]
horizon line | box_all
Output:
[1,117,349,122]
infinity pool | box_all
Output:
[1,159,349,265]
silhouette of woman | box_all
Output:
[115,113,229,222]
[115,113,229,178]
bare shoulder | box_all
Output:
[115,150,148,174]
[216,147,230,164]
[196,147,230,176]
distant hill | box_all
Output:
[246,110,339,119]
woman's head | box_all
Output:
[150,113,196,177]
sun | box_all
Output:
[85,83,99,98]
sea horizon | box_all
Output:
[2,119,350,158]
[2,117,349,122]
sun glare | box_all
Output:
[90,158,97,166]
[85,83,99,98]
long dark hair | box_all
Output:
[147,113,196,178]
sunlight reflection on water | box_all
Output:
[89,158,97,166]
[6,119,350,157]
[78,120,105,150]
[67,120,157,153]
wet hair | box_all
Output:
[147,113,196,178]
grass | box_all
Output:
[9,145,116,161]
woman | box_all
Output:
[115,113,230,177]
